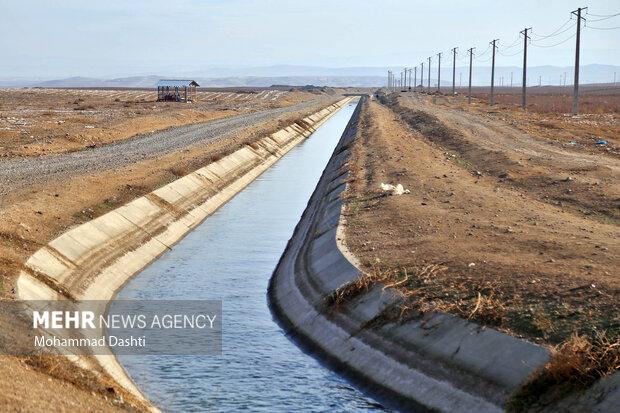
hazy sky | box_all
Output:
[1,0,619,78]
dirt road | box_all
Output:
[398,93,620,222]
[344,95,618,347]
[0,100,324,197]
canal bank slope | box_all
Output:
[15,97,353,409]
[268,97,618,412]
[269,96,619,411]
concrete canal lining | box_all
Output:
[15,97,353,408]
[268,97,555,412]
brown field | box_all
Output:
[0,87,314,157]
[451,84,620,114]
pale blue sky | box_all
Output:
[1,0,619,78]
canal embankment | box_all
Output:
[113,100,384,411]
[14,97,353,409]
[268,97,558,412]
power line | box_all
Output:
[586,25,620,30]
[501,36,522,50]
[498,48,523,57]
[531,18,572,39]
[532,33,576,48]
[587,11,620,17]
[476,44,491,57]
[532,24,574,39]
[588,13,620,22]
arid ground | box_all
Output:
[0,87,338,411]
[0,87,318,157]
[342,91,619,407]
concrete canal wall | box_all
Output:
[268,98,559,412]
[15,97,353,407]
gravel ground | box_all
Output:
[0,99,323,196]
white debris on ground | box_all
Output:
[380,183,410,195]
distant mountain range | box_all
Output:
[1,64,618,88]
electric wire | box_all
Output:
[531,33,576,48]
[532,24,573,39]
[588,13,620,22]
[531,18,573,39]
[477,44,491,57]
[501,36,522,50]
[586,25,620,30]
[587,12,620,18]
[498,48,523,57]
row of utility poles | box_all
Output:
[386,7,587,114]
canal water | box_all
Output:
[116,100,386,412]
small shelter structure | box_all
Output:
[157,79,199,102]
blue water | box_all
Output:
[116,101,386,412]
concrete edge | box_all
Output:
[15,97,354,411]
[268,96,567,412]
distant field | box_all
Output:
[13,87,290,104]
[0,87,309,157]
[450,83,620,113]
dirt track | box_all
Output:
[344,95,619,347]
[399,93,620,222]
[0,99,324,197]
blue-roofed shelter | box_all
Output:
[157,79,199,102]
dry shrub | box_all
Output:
[508,332,620,411]
[546,333,619,386]
[168,165,189,177]
[326,271,379,307]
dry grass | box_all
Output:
[327,263,512,330]
[507,332,620,411]
[546,333,619,385]
[329,265,620,411]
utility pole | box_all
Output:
[490,39,498,105]
[614,71,617,86]
[407,68,412,90]
[510,71,513,87]
[421,62,424,90]
[572,7,586,114]
[414,66,417,90]
[467,47,474,104]
[520,27,531,109]
[427,56,432,89]
[539,75,541,87]
[451,47,457,95]
[408,68,411,89]
[387,70,391,89]
[437,52,442,92]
